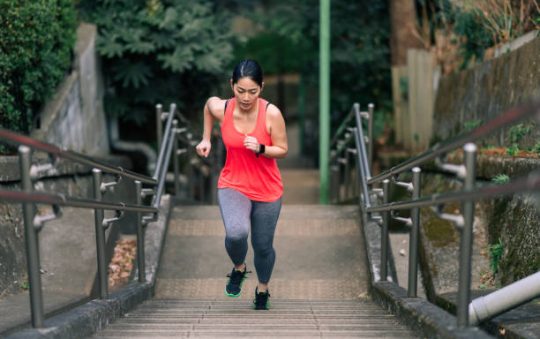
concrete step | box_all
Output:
[91,299,417,338]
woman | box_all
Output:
[195,59,288,310]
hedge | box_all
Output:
[0,0,76,135]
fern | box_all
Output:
[492,174,510,184]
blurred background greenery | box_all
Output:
[1,0,539,157]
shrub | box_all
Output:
[79,0,234,125]
[0,0,77,134]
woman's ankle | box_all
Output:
[234,263,246,272]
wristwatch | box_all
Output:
[256,144,265,157]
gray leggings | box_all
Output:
[217,188,282,284]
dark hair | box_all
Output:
[231,59,263,87]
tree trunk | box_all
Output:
[389,0,423,66]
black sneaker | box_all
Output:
[225,266,248,297]
[253,287,270,310]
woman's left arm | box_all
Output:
[263,105,288,159]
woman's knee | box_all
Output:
[226,230,249,243]
[252,241,274,257]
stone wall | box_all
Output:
[433,33,540,148]
[421,34,540,290]
[31,23,109,156]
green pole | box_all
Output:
[319,0,330,203]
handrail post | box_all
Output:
[355,105,372,180]
[457,143,477,327]
[408,167,421,297]
[19,146,44,328]
[156,104,163,150]
[344,147,351,200]
[353,127,371,213]
[381,179,390,281]
[368,103,374,173]
[92,169,108,298]
[172,120,180,196]
[135,181,146,283]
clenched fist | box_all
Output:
[195,139,211,158]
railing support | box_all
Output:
[92,169,108,299]
[156,104,163,149]
[408,167,421,297]
[20,146,44,328]
[457,143,477,327]
[380,179,390,281]
[368,103,374,173]
[135,181,146,283]
[172,120,180,196]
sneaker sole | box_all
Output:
[253,302,271,310]
[224,288,241,298]
[224,277,246,298]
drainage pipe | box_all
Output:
[469,271,540,325]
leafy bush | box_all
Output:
[79,0,235,124]
[506,143,519,156]
[492,174,510,184]
[508,123,532,144]
[532,141,540,154]
[418,0,540,72]
[0,0,77,133]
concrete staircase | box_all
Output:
[91,204,418,338]
[93,299,416,338]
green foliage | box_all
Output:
[19,280,29,290]
[0,0,77,134]
[492,174,510,184]
[489,238,504,274]
[532,141,540,154]
[452,8,494,66]
[506,143,519,156]
[233,31,307,75]
[508,123,532,144]
[79,0,235,123]
[241,1,391,121]
[464,119,482,131]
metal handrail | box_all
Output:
[329,99,540,330]
[368,100,540,185]
[0,189,157,213]
[366,169,540,212]
[0,101,209,330]
[0,128,156,185]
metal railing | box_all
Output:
[329,100,540,328]
[156,104,222,204]
[0,103,211,329]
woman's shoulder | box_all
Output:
[207,96,229,113]
[265,102,283,118]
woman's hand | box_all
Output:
[196,139,212,158]
[243,135,261,154]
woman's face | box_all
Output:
[231,77,262,112]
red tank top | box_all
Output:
[217,98,283,201]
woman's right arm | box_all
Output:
[196,96,225,158]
